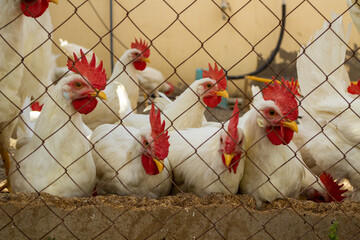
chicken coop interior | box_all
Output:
[1,0,360,239]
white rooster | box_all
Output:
[81,38,150,130]
[0,0,57,192]
[294,15,360,200]
[239,81,344,209]
[10,50,107,197]
[91,104,171,198]
[168,100,245,196]
[122,63,229,131]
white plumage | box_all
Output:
[294,15,360,200]
[10,75,99,197]
[91,106,172,198]
[137,66,174,97]
[0,0,55,191]
[239,86,328,209]
[347,0,360,34]
[168,102,244,196]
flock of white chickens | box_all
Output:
[0,0,359,209]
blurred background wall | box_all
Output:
[49,0,360,97]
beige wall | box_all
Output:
[49,0,359,96]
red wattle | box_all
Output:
[203,95,221,108]
[141,154,159,175]
[72,97,98,115]
[266,126,294,145]
[21,0,49,18]
[133,61,147,71]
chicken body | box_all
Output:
[239,86,328,209]
[10,75,99,197]
[0,0,54,191]
[169,123,244,196]
[91,124,172,198]
[294,15,360,200]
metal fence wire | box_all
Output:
[0,0,360,239]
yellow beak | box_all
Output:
[281,119,298,133]
[214,89,229,99]
[49,0,58,4]
[223,153,234,167]
[141,58,151,63]
[153,158,164,173]
[90,90,107,101]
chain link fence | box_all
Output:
[0,0,360,239]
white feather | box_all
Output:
[10,75,97,197]
[91,123,172,198]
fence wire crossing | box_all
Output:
[0,0,360,239]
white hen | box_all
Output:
[91,104,172,198]
[10,51,107,197]
[168,100,245,196]
[294,15,360,200]
[0,0,57,191]
[239,82,336,209]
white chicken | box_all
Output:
[0,0,57,191]
[347,0,360,34]
[82,38,150,130]
[9,51,107,197]
[122,63,229,131]
[238,81,341,209]
[294,15,360,200]
[168,100,245,196]
[91,104,171,198]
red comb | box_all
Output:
[282,77,300,96]
[131,38,150,58]
[149,104,170,160]
[31,101,43,112]
[225,99,240,154]
[262,77,299,121]
[202,63,227,90]
[320,172,347,202]
[347,80,360,95]
[67,49,107,90]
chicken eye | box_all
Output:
[268,109,277,117]
[144,140,149,147]
[206,83,212,88]
[220,138,223,144]
[74,82,83,88]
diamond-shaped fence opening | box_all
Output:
[0,0,360,239]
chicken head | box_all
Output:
[255,78,299,145]
[64,49,107,114]
[219,100,244,173]
[141,104,170,175]
[21,0,57,18]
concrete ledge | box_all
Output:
[0,193,360,239]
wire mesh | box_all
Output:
[0,0,360,239]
